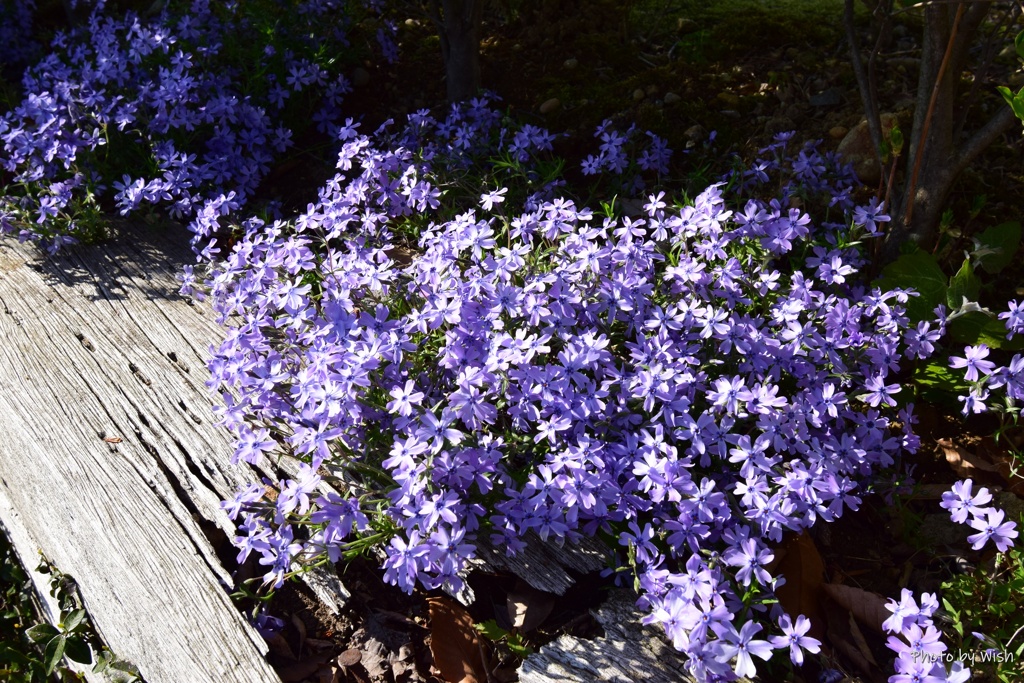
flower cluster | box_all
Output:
[947,314,1024,416]
[0,0,40,73]
[0,0,385,251]
[882,588,971,683]
[581,119,672,192]
[941,479,1018,552]
[200,96,944,680]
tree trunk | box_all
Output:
[438,0,484,103]
[848,1,1017,263]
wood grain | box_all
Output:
[518,589,754,683]
[0,225,280,683]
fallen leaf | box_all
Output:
[821,583,890,635]
[939,438,1024,494]
[427,596,488,683]
[264,632,297,660]
[769,531,826,641]
[507,579,555,633]
[304,637,336,651]
[847,612,878,666]
[822,594,878,678]
[938,438,1001,477]
[292,613,308,657]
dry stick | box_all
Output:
[845,0,885,173]
[867,0,895,198]
[953,4,1013,144]
[903,2,966,228]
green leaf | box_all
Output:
[62,637,92,665]
[946,258,981,309]
[506,633,534,658]
[1016,30,1024,61]
[890,124,904,156]
[876,249,947,322]
[43,634,66,675]
[92,648,114,674]
[950,311,996,346]
[1001,86,1024,121]
[975,221,1022,274]
[61,609,87,634]
[473,619,508,641]
[975,316,1024,351]
[25,623,59,643]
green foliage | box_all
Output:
[876,220,1023,349]
[0,533,142,683]
[998,31,1024,126]
[946,258,981,311]
[877,248,948,323]
[974,222,1022,275]
[941,537,1024,683]
[473,619,533,658]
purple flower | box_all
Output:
[480,187,507,211]
[967,508,1018,552]
[949,345,996,382]
[861,375,901,408]
[713,621,774,678]
[387,380,424,417]
[999,300,1024,339]
[882,589,922,634]
[940,479,992,524]
[769,614,821,665]
[852,197,890,234]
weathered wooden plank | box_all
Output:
[519,590,708,683]
[0,225,280,683]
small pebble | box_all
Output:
[664,91,681,104]
[829,125,848,140]
[539,97,560,114]
[632,88,645,101]
[563,58,578,70]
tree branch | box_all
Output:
[845,0,884,168]
[948,105,1017,182]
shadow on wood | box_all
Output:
[0,225,281,683]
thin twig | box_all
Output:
[903,2,966,227]
[845,0,885,170]
[953,4,1013,143]
[867,0,894,180]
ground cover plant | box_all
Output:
[0,0,393,251]
[0,532,141,682]
[198,97,1021,680]
[2,1,1023,682]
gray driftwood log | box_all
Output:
[518,589,754,683]
[0,225,280,683]
[519,589,692,683]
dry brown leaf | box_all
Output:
[987,448,1024,495]
[427,596,488,683]
[821,583,890,635]
[507,579,555,633]
[770,531,826,641]
[291,613,308,657]
[264,632,297,660]
[938,438,1001,477]
[847,612,878,666]
[822,593,876,677]
[830,637,876,678]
